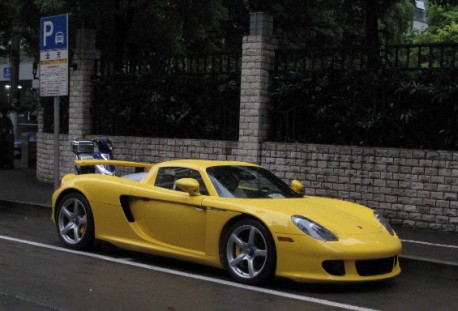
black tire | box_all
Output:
[220,218,276,285]
[55,192,95,250]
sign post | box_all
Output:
[39,14,68,189]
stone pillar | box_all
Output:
[236,13,276,163]
[69,29,100,138]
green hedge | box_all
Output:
[270,69,458,150]
[93,73,240,140]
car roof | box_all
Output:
[157,159,259,170]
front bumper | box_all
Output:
[275,232,402,282]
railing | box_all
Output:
[93,53,241,140]
[381,43,458,70]
[275,47,369,73]
[96,53,241,77]
[270,43,458,149]
[275,43,458,73]
[166,53,241,76]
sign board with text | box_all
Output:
[39,14,68,97]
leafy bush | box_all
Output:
[93,73,240,140]
[270,69,458,150]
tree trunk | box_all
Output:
[9,33,20,109]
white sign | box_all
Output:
[39,14,68,97]
[39,62,68,96]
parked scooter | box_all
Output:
[71,138,117,175]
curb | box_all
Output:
[0,199,50,210]
[399,255,458,277]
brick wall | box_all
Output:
[37,134,239,183]
[263,142,458,232]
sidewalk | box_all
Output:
[0,166,53,207]
[0,166,457,274]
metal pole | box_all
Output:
[54,96,60,189]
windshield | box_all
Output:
[207,165,300,199]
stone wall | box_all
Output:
[38,132,458,232]
[37,134,239,183]
[262,142,458,232]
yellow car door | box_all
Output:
[129,167,208,253]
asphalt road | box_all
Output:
[1,203,457,311]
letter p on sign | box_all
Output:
[43,21,54,47]
[40,14,67,51]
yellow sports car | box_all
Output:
[52,159,401,284]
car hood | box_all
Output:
[288,196,382,236]
[209,196,384,236]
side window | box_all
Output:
[155,167,208,195]
[155,168,177,190]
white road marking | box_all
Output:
[401,239,458,249]
[0,290,68,311]
[0,234,378,311]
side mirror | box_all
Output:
[290,179,305,195]
[176,178,201,196]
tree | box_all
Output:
[0,0,41,109]
[429,0,458,5]
[379,0,416,44]
[0,0,419,75]
[360,0,416,67]
[414,2,458,42]
[80,0,229,69]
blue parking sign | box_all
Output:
[3,67,10,79]
[39,14,69,97]
[40,14,68,51]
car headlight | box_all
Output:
[374,211,395,236]
[291,215,338,242]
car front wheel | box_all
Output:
[56,193,94,250]
[221,218,276,285]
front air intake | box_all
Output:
[322,260,345,276]
[355,257,396,276]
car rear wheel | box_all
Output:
[221,219,276,285]
[56,193,94,250]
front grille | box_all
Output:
[356,256,396,276]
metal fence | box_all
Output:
[46,43,458,147]
[271,43,458,149]
[274,43,458,73]
[382,43,458,70]
[96,53,241,77]
[93,53,241,140]
[275,47,369,72]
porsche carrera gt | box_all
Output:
[52,159,401,284]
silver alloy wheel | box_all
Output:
[226,224,268,279]
[57,197,89,245]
